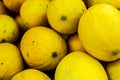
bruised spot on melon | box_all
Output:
[39,4,41,6]
[52,52,57,58]
[12,32,16,35]
[81,8,85,12]
[32,41,35,43]
[112,50,120,55]
[27,52,29,57]
[61,15,67,21]
[3,30,6,33]
[1,63,3,65]
[118,8,120,11]
[1,39,6,43]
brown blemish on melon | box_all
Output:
[32,41,35,43]
[112,50,120,55]
[1,63,3,65]
[39,4,41,6]
[52,52,57,58]
[27,52,29,57]
[81,8,85,12]
[61,15,67,21]
[12,32,16,35]
[1,39,6,43]
[3,30,6,33]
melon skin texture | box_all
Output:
[55,51,108,80]
[78,3,120,61]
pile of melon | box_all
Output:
[0,0,120,80]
